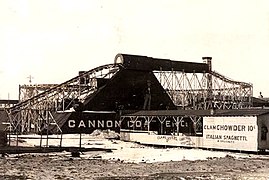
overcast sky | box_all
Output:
[1,0,269,99]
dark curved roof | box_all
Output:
[115,54,210,73]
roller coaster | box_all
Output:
[6,54,253,134]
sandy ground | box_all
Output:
[1,132,269,179]
[1,153,269,179]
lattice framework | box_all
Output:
[7,64,120,133]
[154,70,252,110]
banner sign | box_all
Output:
[62,111,119,134]
[203,116,258,151]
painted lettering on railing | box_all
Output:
[68,120,120,128]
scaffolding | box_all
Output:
[154,57,252,110]
[6,55,253,135]
[7,63,121,134]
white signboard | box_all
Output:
[203,116,258,151]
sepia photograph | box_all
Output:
[1,0,269,179]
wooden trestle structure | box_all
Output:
[6,63,120,133]
[6,54,253,134]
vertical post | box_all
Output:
[202,57,213,109]
[27,111,31,132]
[158,117,166,135]
[78,111,82,151]
[182,70,185,109]
[40,133,43,147]
[176,117,180,136]
[46,111,49,147]
[8,124,11,146]
[79,132,82,151]
[62,92,65,111]
[16,130,18,147]
[191,116,197,135]
[171,68,174,99]
[16,130,19,157]
[147,117,150,132]
[160,122,163,135]
[60,133,62,148]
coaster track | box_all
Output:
[155,70,252,110]
[7,63,121,133]
[6,55,253,133]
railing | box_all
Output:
[7,63,121,134]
